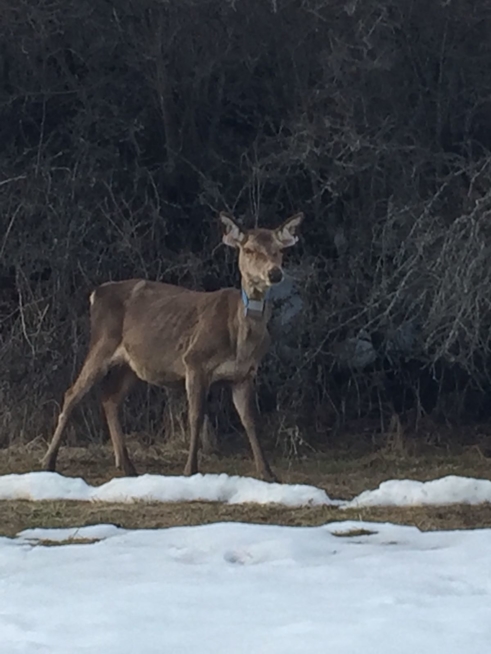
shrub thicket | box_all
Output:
[2,0,491,452]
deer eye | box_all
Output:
[242,247,254,255]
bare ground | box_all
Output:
[1,440,491,538]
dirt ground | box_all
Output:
[1,440,491,538]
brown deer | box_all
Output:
[42,211,303,481]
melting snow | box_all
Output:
[0,471,335,507]
[1,521,490,653]
[1,471,491,508]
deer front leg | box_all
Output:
[232,378,278,483]
[183,369,207,476]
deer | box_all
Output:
[42,211,303,481]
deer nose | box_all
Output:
[268,267,283,284]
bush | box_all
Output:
[1,0,491,451]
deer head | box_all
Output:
[220,212,303,298]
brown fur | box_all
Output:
[42,212,303,480]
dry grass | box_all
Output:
[332,528,378,538]
[30,537,102,547]
[0,440,491,538]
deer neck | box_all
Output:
[234,284,271,365]
[240,285,271,320]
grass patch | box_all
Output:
[0,442,491,537]
[29,537,101,547]
[332,528,377,538]
[1,499,491,539]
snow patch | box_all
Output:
[344,475,491,508]
[1,471,491,508]
[17,524,126,544]
[1,521,491,653]
[0,471,335,507]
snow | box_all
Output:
[1,471,491,508]
[2,470,491,651]
[1,520,491,653]
[0,471,335,507]
[343,475,491,509]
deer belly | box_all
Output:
[112,345,184,386]
[133,364,183,386]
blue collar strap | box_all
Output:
[241,287,270,317]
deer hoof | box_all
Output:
[183,462,198,477]
[261,468,280,484]
[41,455,56,472]
[118,460,138,477]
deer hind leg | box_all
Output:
[42,342,117,472]
[183,369,208,476]
[100,365,138,476]
[231,378,278,483]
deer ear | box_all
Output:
[220,212,246,248]
[275,212,304,248]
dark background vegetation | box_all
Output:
[2,0,491,456]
